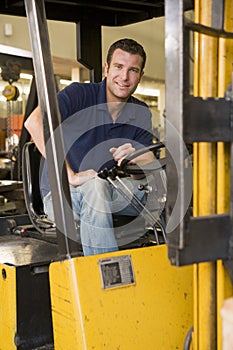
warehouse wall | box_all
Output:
[0,14,165,82]
[0,14,165,134]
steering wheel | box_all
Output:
[120,142,166,176]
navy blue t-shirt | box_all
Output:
[40,78,153,197]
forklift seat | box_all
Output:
[22,142,166,250]
[22,141,56,235]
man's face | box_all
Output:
[104,48,144,103]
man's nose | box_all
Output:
[120,69,129,80]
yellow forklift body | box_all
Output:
[50,245,193,350]
[0,264,16,350]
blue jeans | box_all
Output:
[43,176,147,256]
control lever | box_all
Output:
[98,167,167,244]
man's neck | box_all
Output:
[108,102,126,122]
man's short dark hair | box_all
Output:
[106,38,146,71]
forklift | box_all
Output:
[1,0,233,349]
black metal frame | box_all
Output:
[0,1,194,26]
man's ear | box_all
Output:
[104,62,109,77]
[140,70,144,80]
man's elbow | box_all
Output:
[24,110,39,137]
[24,117,30,133]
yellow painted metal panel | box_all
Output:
[217,260,233,350]
[217,1,233,348]
[195,143,217,217]
[193,0,218,349]
[0,264,16,350]
[194,0,233,348]
[50,245,193,350]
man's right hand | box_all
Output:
[67,168,97,187]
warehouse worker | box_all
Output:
[25,38,154,256]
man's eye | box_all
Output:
[131,68,139,73]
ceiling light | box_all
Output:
[135,86,160,97]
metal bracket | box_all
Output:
[183,96,233,143]
[168,214,231,266]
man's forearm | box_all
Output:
[24,106,46,157]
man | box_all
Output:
[25,38,154,256]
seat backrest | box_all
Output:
[22,142,44,215]
[22,141,56,234]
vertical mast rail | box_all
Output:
[165,0,192,255]
[24,0,80,258]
